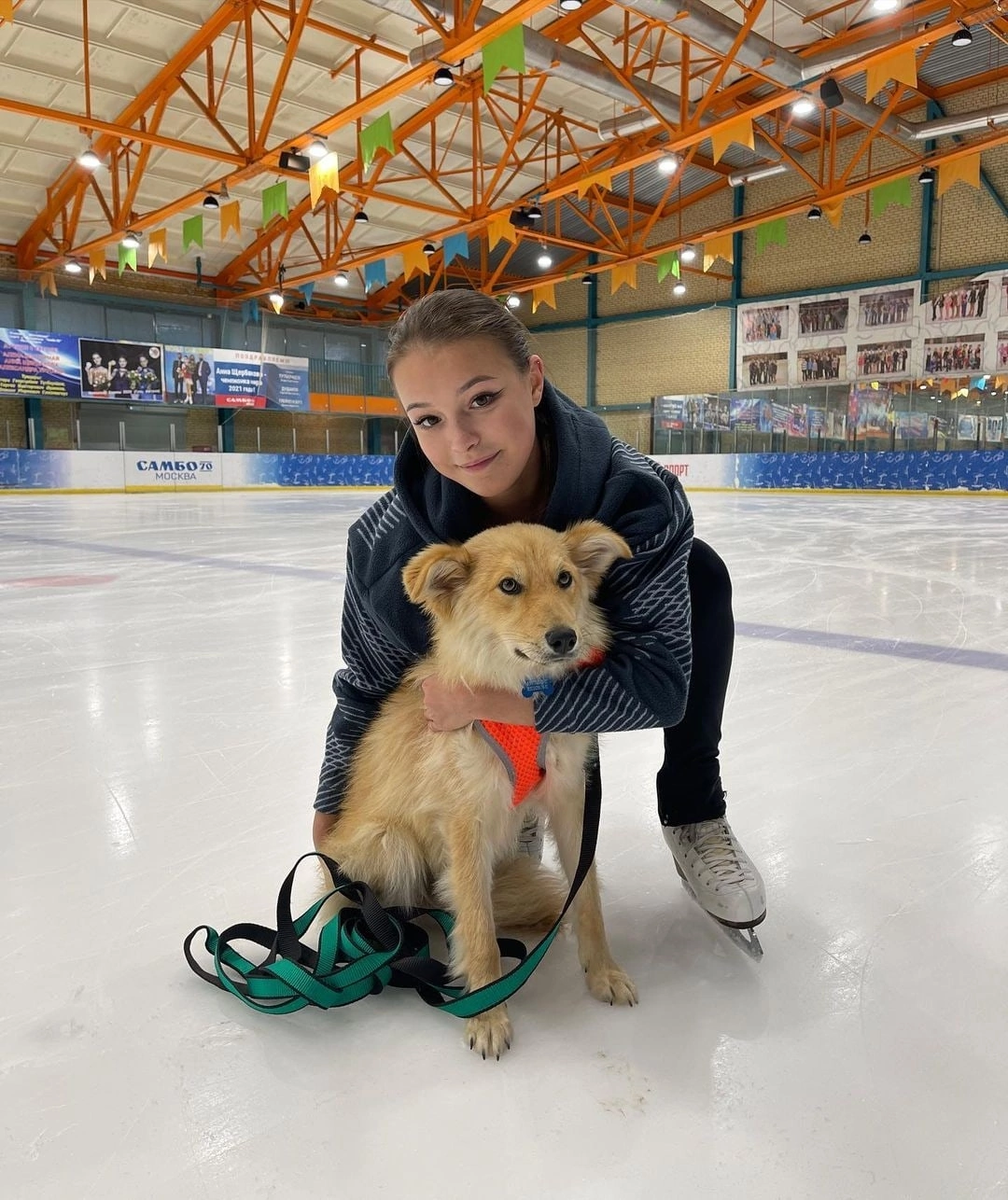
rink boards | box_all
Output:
[2,447,1007,493]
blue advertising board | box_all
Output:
[0,328,82,398]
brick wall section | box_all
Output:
[533,327,589,401]
[1,396,26,447]
[598,409,653,451]
[596,308,733,404]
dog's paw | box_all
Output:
[465,1006,513,1060]
[584,961,638,1007]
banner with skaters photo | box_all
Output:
[79,339,165,401]
[848,386,893,434]
[0,328,82,398]
[163,346,216,405]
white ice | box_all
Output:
[2,489,1006,1200]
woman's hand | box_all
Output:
[420,677,537,731]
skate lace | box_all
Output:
[687,821,753,886]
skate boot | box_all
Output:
[663,817,766,960]
[515,809,544,863]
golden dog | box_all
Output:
[317,520,638,1058]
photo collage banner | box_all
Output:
[0,328,310,411]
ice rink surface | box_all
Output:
[2,487,1006,1200]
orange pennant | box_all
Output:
[0,0,13,23]
[532,282,556,314]
[147,228,168,268]
[220,201,241,240]
[576,170,613,200]
[937,153,981,198]
[309,152,340,208]
[609,261,638,295]
[89,245,107,284]
[710,114,754,165]
[401,241,430,280]
[703,233,734,272]
[820,198,844,229]
[487,211,517,247]
[865,44,917,101]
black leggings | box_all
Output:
[588,538,733,827]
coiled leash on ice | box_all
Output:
[183,767,601,1020]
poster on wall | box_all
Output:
[785,404,809,436]
[798,346,845,381]
[996,331,1008,370]
[163,346,216,405]
[703,396,731,430]
[212,349,266,408]
[0,328,82,398]
[923,335,985,375]
[740,305,788,342]
[957,413,979,439]
[1001,277,1008,316]
[808,407,826,436]
[848,385,894,433]
[894,411,931,438]
[262,352,310,411]
[926,279,989,323]
[729,396,764,429]
[78,339,164,400]
[798,298,848,335]
[856,340,911,377]
[655,395,686,431]
[986,414,1004,441]
[742,352,788,387]
[825,408,847,438]
[858,287,914,330]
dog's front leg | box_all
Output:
[442,816,513,1059]
[547,779,638,1007]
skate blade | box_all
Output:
[676,869,764,961]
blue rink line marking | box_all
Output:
[0,532,342,583]
[736,621,1008,673]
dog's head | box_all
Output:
[402,521,631,687]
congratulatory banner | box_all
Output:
[0,325,309,411]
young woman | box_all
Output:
[313,289,765,939]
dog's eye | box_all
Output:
[498,577,522,595]
[557,570,573,589]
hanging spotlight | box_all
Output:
[202,192,220,209]
[559,0,583,10]
[581,272,593,285]
[77,146,102,171]
[526,202,543,221]
[433,65,455,87]
[673,281,687,296]
[506,293,521,309]
[306,135,328,160]
[65,259,83,275]
[918,166,935,185]
[858,230,873,246]
[658,153,679,174]
[536,247,553,269]
[807,205,823,221]
[680,244,697,263]
[121,231,141,250]
[353,209,369,224]
[269,289,284,308]
[871,0,899,11]
[792,97,816,118]
[422,241,436,255]
[951,23,973,47]
[334,270,349,287]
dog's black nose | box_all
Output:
[545,626,577,656]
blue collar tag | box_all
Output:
[521,676,555,699]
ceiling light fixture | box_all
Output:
[918,166,935,185]
[353,209,369,224]
[422,241,436,255]
[680,244,697,263]
[792,97,816,118]
[559,0,584,10]
[581,272,593,285]
[807,205,823,221]
[951,23,973,47]
[334,270,349,287]
[537,247,553,269]
[673,281,687,296]
[433,65,455,87]
[278,149,312,173]
[65,259,83,275]
[78,146,102,171]
[526,202,543,221]
[506,293,521,308]
[121,231,141,250]
[858,230,873,246]
[657,153,679,174]
[871,0,900,12]
[202,193,219,209]
[306,135,328,159]
[269,289,284,308]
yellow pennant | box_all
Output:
[401,241,430,280]
[309,152,340,208]
[487,211,517,247]
[703,233,734,272]
[147,228,168,268]
[937,153,981,198]
[0,0,13,23]
[89,245,107,284]
[865,44,917,101]
[710,114,754,165]
[609,261,638,295]
[532,282,556,314]
[576,170,613,200]
[39,269,57,298]
[820,198,844,229]
[220,201,242,240]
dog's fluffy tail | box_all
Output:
[491,857,568,932]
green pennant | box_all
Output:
[118,243,137,275]
[657,250,681,282]
[262,181,289,227]
[359,113,395,171]
[182,215,204,252]
[870,176,912,219]
[755,217,788,254]
[483,24,526,93]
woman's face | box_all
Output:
[391,336,544,517]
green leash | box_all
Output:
[183,772,600,1020]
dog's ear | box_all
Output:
[563,521,632,591]
[402,542,472,616]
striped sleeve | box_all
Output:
[533,455,694,735]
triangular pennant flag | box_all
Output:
[870,176,912,219]
[703,233,734,272]
[118,243,137,275]
[39,270,57,298]
[609,261,638,295]
[182,214,204,252]
[242,299,260,324]
[309,152,340,207]
[483,24,526,93]
[220,201,241,240]
[755,217,789,254]
[364,259,387,291]
[401,241,430,280]
[360,114,395,171]
[0,0,13,22]
[576,170,614,200]
[656,250,680,282]
[262,180,289,227]
[299,281,315,306]
[487,211,518,247]
[821,197,844,228]
[89,246,107,284]
[937,153,981,198]
[710,114,754,165]
[442,232,470,265]
[865,44,917,101]
[147,228,168,268]
[532,282,556,314]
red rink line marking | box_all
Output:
[1,574,118,588]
